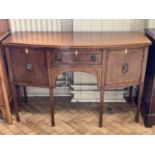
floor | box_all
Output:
[0,97,155,135]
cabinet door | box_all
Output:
[105,48,144,87]
[10,47,48,86]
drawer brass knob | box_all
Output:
[26,63,33,72]
[122,63,128,73]
[75,50,78,55]
[91,54,96,62]
[25,48,29,54]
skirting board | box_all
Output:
[70,85,137,103]
[22,85,137,103]
[25,86,71,97]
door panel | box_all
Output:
[105,48,144,87]
[10,47,48,85]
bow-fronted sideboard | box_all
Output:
[2,32,151,127]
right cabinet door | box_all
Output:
[105,48,144,87]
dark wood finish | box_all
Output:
[12,85,20,121]
[99,50,107,127]
[10,47,48,86]
[99,89,104,127]
[47,50,55,126]
[135,47,149,122]
[129,86,133,101]
[2,32,151,127]
[53,49,102,65]
[0,19,12,124]
[141,29,155,127]
[2,32,150,48]
[105,48,144,87]
[0,84,4,103]
[23,86,27,103]
[51,67,102,89]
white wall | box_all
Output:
[9,19,148,33]
[147,19,155,28]
[73,19,147,32]
[9,19,73,32]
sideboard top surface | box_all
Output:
[2,32,151,48]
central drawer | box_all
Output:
[52,49,102,65]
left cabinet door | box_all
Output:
[9,47,48,86]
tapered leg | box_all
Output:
[49,88,55,126]
[11,85,20,122]
[129,86,133,102]
[135,84,144,122]
[23,86,27,103]
[99,89,104,127]
[128,86,135,106]
[16,86,21,103]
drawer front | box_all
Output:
[53,49,102,65]
[105,48,144,86]
[10,47,48,85]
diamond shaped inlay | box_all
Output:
[75,50,78,55]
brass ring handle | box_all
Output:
[55,54,62,61]
[122,63,128,73]
[91,54,96,62]
[26,63,33,72]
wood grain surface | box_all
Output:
[2,32,151,48]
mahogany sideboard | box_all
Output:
[2,32,151,127]
[0,19,12,124]
[142,29,155,127]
